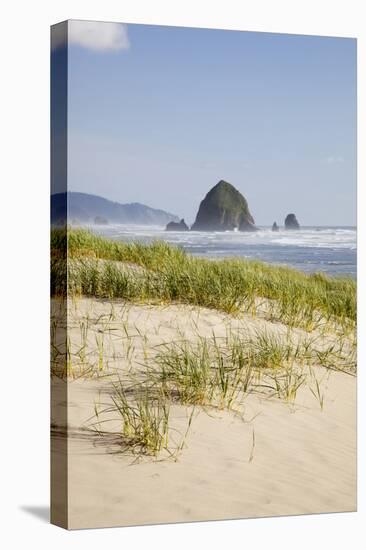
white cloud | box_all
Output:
[68,20,130,51]
[325,155,345,164]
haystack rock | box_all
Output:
[165,218,189,231]
[272,221,279,232]
[284,213,300,230]
[191,180,257,232]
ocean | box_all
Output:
[90,225,357,278]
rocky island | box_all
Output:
[285,213,300,230]
[191,180,257,232]
[165,219,189,231]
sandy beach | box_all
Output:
[51,297,356,529]
[49,18,358,533]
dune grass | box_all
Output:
[51,227,356,332]
[51,228,356,459]
[51,292,356,458]
[98,329,353,457]
[91,382,195,458]
[108,386,171,457]
[144,330,354,413]
[150,337,246,410]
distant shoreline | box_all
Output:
[67,222,357,229]
[63,224,356,278]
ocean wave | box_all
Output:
[89,224,356,276]
[92,224,356,250]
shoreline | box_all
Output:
[67,223,358,278]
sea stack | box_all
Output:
[284,213,300,230]
[272,222,279,232]
[165,219,189,231]
[191,180,257,232]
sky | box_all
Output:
[61,20,356,226]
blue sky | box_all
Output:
[66,20,356,226]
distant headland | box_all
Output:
[51,192,179,226]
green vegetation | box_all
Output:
[51,227,356,458]
[107,386,171,457]
[93,329,354,457]
[152,337,246,410]
[147,330,355,410]
[51,227,356,331]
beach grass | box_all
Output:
[144,330,354,410]
[92,328,354,457]
[91,382,195,458]
[109,386,171,457]
[51,227,356,331]
[51,227,356,458]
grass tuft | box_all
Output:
[51,228,356,333]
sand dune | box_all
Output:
[51,298,356,529]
